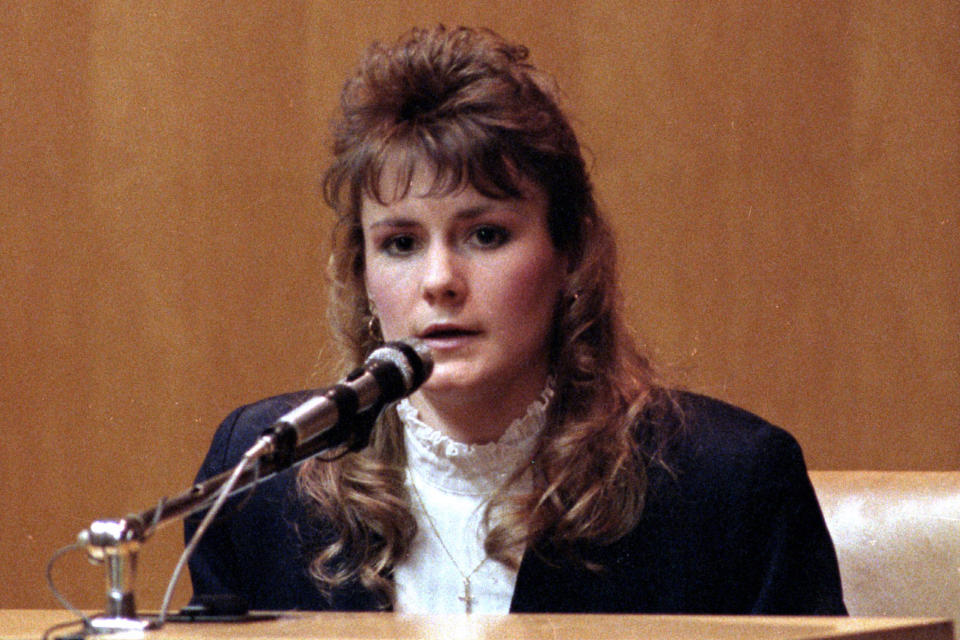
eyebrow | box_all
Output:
[366,204,495,230]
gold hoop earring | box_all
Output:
[367,314,382,343]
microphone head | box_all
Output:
[366,338,434,393]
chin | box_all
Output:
[419,365,489,396]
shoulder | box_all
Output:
[672,391,804,465]
[196,390,316,480]
[652,391,811,503]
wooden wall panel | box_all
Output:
[1,0,956,610]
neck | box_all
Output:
[409,373,550,445]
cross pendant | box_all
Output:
[458,578,474,613]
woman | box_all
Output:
[187,25,845,615]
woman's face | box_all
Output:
[361,166,567,408]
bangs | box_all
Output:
[329,119,528,216]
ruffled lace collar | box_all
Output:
[399,385,553,496]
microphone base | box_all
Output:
[85,615,155,635]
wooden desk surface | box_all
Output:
[1,609,953,640]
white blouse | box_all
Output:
[392,388,552,614]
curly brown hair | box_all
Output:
[298,25,680,607]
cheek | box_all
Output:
[364,262,410,336]
[494,253,565,323]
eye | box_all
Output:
[470,225,510,248]
[381,234,419,256]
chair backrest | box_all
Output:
[809,471,960,630]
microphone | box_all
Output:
[262,338,432,464]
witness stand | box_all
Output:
[0,609,953,640]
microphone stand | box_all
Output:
[76,401,380,635]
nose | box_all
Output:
[420,244,465,305]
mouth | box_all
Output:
[419,325,481,341]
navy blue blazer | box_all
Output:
[185,392,846,614]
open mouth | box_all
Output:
[420,327,479,340]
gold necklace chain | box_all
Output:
[408,474,487,613]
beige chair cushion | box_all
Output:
[810,471,960,629]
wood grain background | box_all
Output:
[2,1,957,611]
